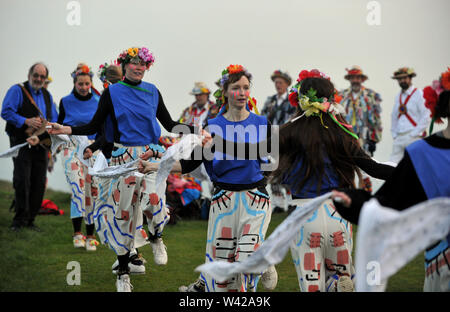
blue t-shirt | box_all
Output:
[203,113,267,185]
[109,81,160,146]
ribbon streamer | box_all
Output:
[355,197,450,291]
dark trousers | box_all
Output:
[11,143,48,227]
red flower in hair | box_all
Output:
[289,92,299,107]
[297,69,325,82]
[227,64,244,74]
[334,93,343,104]
[441,68,450,91]
[81,65,90,74]
[298,70,310,81]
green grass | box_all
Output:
[0,180,424,292]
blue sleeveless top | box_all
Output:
[108,81,160,146]
[283,153,340,198]
[61,92,99,140]
[406,139,450,199]
[204,113,267,185]
[407,138,450,264]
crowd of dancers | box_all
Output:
[1,46,449,292]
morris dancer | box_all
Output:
[48,47,197,292]
[339,66,382,192]
[141,64,275,292]
[389,67,430,164]
[270,69,394,292]
[57,63,100,251]
[332,88,450,292]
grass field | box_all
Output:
[0,179,425,292]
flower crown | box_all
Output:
[71,65,94,79]
[213,64,258,115]
[117,47,155,69]
[423,67,450,132]
[97,62,119,89]
[289,69,357,139]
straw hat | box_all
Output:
[344,66,368,81]
[190,82,210,95]
[392,67,417,79]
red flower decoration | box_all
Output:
[227,64,244,74]
[247,97,257,111]
[334,93,343,104]
[81,65,90,74]
[289,92,299,107]
[297,69,325,82]
[441,68,450,91]
[423,86,442,123]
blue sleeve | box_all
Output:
[1,85,26,128]
[50,93,58,122]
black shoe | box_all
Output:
[27,224,42,232]
[10,225,22,232]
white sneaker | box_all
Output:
[73,234,85,248]
[116,274,133,292]
[179,278,205,292]
[337,275,354,292]
[150,238,168,265]
[260,265,278,290]
[85,237,99,251]
[111,253,146,275]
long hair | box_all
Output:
[271,77,360,195]
[435,90,450,120]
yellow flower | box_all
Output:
[299,96,326,116]
[128,48,138,57]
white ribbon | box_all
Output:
[355,197,450,292]
[0,142,28,158]
[155,134,203,198]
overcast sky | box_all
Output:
[0,0,448,192]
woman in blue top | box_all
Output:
[270,70,394,292]
[140,64,273,292]
[57,63,100,251]
[49,47,197,292]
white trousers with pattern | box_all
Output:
[202,186,272,292]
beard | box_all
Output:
[351,83,361,92]
[399,82,409,90]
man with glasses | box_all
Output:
[1,62,58,231]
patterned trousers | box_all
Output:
[93,144,170,256]
[290,198,355,292]
[61,141,96,225]
[202,186,272,292]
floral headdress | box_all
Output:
[213,64,258,115]
[423,67,450,133]
[116,47,155,69]
[97,62,120,89]
[71,64,94,79]
[288,69,358,140]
